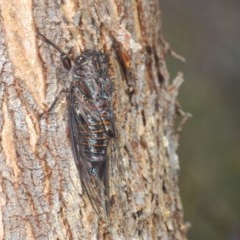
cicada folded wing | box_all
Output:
[68,83,119,219]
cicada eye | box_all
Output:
[75,56,85,65]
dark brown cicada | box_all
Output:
[38,31,121,221]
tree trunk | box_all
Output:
[0,0,187,239]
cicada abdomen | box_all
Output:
[38,31,120,220]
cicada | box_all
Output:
[38,31,121,221]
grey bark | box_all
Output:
[0,0,187,239]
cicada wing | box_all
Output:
[67,92,109,221]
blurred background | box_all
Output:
[159,1,240,239]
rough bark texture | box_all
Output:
[0,0,187,239]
